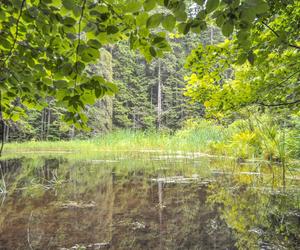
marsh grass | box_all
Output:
[4,120,225,155]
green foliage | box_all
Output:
[0,0,288,126]
[185,1,300,118]
[112,34,210,131]
[209,112,300,161]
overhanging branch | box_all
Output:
[257,99,300,107]
[262,21,300,50]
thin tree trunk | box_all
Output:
[210,26,214,45]
[69,125,75,139]
[41,109,44,140]
[5,124,9,142]
[157,59,162,129]
[46,108,51,140]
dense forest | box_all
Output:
[3,30,223,140]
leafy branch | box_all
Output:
[257,99,300,107]
[75,0,87,87]
[2,0,26,65]
[262,21,300,50]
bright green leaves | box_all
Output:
[147,12,177,31]
[124,0,143,13]
[162,14,176,31]
[143,0,156,11]
[206,0,219,13]
[136,12,149,26]
[147,13,163,28]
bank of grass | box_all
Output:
[4,117,300,164]
[4,120,226,154]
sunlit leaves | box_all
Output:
[0,0,297,126]
[147,13,163,28]
[162,14,176,31]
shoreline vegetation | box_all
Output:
[4,118,300,167]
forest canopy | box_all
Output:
[0,0,299,127]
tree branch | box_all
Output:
[257,99,300,107]
[75,0,87,87]
[262,21,300,50]
[2,0,26,65]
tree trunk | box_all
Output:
[46,108,51,140]
[210,26,214,45]
[41,109,44,140]
[157,59,162,129]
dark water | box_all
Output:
[0,153,299,250]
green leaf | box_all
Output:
[124,0,143,13]
[177,22,190,35]
[0,10,6,21]
[194,0,205,5]
[152,36,165,44]
[0,38,11,49]
[62,0,75,10]
[143,0,156,11]
[107,25,119,34]
[136,12,149,26]
[206,0,219,13]
[74,61,86,74]
[147,13,163,28]
[197,10,206,20]
[54,80,68,89]
[63,17,76,27]
[240,8,256,22]
[87,39,102,49]
[236,52,247,64]
[149,46,157,57]
[174,5,187,22]
[216,14,225,27]
[256,1,269,14]
[222,20,234,37]
[80,48,100,62]
[162,14,176,31]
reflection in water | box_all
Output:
[0,155,298,250]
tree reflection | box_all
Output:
[208,172,300,249]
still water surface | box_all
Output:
[0,152,299,250]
